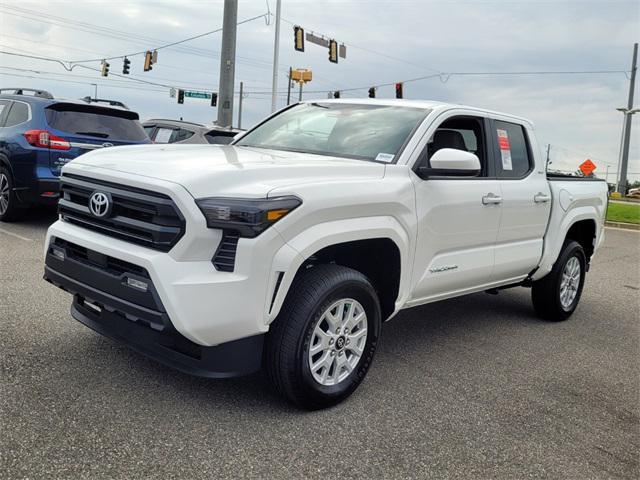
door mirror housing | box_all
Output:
[418,148,481,179]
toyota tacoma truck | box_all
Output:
[43,99,608,409]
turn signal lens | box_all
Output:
[266,209,290,221]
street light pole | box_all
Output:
[270,0,282,113]
[616,42,638,195]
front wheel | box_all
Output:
[532,240,586,321]
[265,264,382,410]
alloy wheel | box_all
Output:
[308,298,368,386]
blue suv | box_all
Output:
[0,88,150,222]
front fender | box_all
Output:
[264,216,412,323]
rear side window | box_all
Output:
[45,104,147,141]
[172,128,194,142]
[153,127,195,143]
[4,102,29,127]
[493,121,532,178]
[205,131,236,144]
[154,127,175,143]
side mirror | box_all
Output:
[418,148,481,178]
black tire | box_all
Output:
[0,166,24,222]
[532,240,586,321]
[265,264,382,410]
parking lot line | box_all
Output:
[0,227,34,242]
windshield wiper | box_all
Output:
[75,131,109,138]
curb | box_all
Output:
[605,221,640,231]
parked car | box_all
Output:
[0,88,150,222]
[44,99,608,409]
[142,119,241,145]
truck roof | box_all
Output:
[304,98,534,127]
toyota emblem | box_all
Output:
[88,191,112,218]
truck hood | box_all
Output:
[65,144,385,198]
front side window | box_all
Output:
[424,116,487,176]
[235,103,429,162]
[493,120,531,178]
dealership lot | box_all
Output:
[1,211,638,479]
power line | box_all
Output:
[70,13,270,63]
[0,5,274,70]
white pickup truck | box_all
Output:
[44,99,608,409]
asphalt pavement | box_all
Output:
[1,209,639,479]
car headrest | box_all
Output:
[432,129,467,152]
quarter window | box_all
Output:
[4,102,29,127]
[493,121,531,178]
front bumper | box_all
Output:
[43,234,265,378]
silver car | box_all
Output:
[142,119,242,145]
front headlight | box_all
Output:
[195,196,302,238]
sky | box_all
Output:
[0,0,638,181]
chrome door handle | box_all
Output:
[482,193,502,205]
[534,192,551,203]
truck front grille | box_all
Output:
[58,174,185,252]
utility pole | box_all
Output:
[298,81,303,101]
[617,42,638,195]
[286,67,292,105]
[217,0,238,127]
[270,0,282,112]
[237,81,243,129]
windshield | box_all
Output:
[235,103,429,162]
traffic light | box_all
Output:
[333,91,340,98]
[368,87,376,98]
[211,93,218,107]
[395,82,403,99]
[294,26,304,52]
[177,89,184,104]
[144,51,153,72]
[100,60,110,77]
[328,39,338,63]
[122,57,130,75]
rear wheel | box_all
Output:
[265,264,382,410]
[0,167,23,222]
[532,240,586,321]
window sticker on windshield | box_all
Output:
[375,153,395,163]
[497,129,512,170]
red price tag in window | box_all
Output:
[498,131,510,150]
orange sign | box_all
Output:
[579,159,596,176]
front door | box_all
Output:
[409,114,502,304]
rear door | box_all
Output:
[44,103,149,174]
[489,119,552,281]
